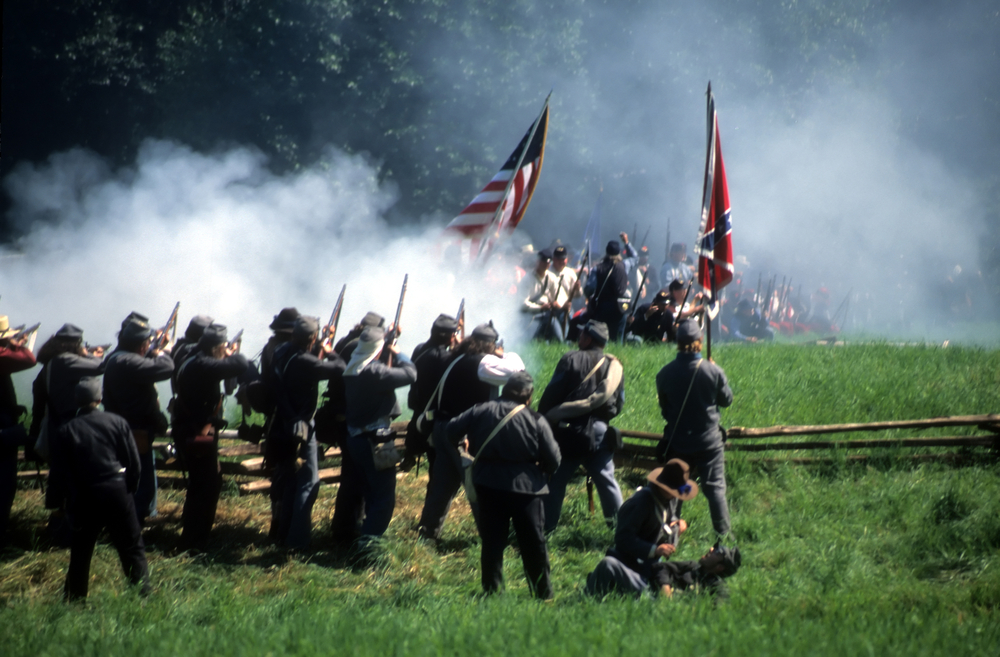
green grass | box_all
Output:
[2,342,999,655]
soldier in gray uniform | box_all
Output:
[173,324,249,552]
[103,317,174,525]
[586,460,741,599]
[655,320,734,542]
[446,371,561,599]
[538,320,624,531]
[270,316,345,550]
[50,378,150,600]
[340,326,416,559]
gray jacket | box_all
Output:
[655,352,733,453]
[446,399,561,495]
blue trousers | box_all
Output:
[666,447,730,538]
[418,421,480,539]
[544,425,623,532]
[133,449,158,524]
[586,555,648,597]
[275,431,320,550]
[345,433,396,537]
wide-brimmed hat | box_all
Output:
[0,316,16,339]
[646,459,698,501]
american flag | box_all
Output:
[695,83,734,295]
[444,97,550,260]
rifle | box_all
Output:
[227,329,244,353]
[9,322,40,342]
[456,298,466,341]
[155,302,180,351]
[628,266,650,321]
[763,275,776,322]
[672,279,695,329]
[386,274,408,366]
[756,272,763,308]
[639,225,652,250]
[323,284,347,346]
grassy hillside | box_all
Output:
[2,342,999,655]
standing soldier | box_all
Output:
[251,307,299,539]
[584,236,636,342]
[30,324,106,544]
[170,315,214,368]
[340,325,416,563]
[49,378,150,600]
[416,322,525,542]
[659,242,694,291]
[269,316,345,550]
[655,320,734,545]
[1,316,37,546]
[172,323,249,552]
[401,314,460,473]
[538,320,624,531]
[520,249,563,341]
[549,245,581,336]
[103,317,174,526]
[446,371,561,599]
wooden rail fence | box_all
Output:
[17,415,999,494]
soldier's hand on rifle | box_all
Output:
[319,337,335,357]
[10,335,27,348]
[654,543,676,558]
[225,343,239,357]
[89,345,105,358]
[620,232,629,245]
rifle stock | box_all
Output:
[157,302,180,351]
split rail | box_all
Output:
[16,414,1000,495]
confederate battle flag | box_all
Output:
[695,83,734,296]
[444,95,550,260]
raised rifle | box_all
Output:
[457,298,466,341]
[628,266,650,321]
[639,225,652,250]
[386,274,408,366]
[763,275,775,322]
[155,302,180,352]
[323,284,347,346]
[9,322,40,342]
[228,329,244,353]
[756,272,763,307]
[672,279,695,329]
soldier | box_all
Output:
[30,324,107,544]
[549,245,582,334]
[631,245,661,305]
[172,323,249,552]
[586,459,741,600]
[659,242,694,291]
[416,322,525,542]
[103,317,174,526]
[520,249,563,341]
[1,316,37,546]
[628,289,677,343]
[269,316,345,550]
[446,371,561,599]
[49,378,150,600]
[170,315,214,369]
[729,298,774,342]
[339,325,416,563]
[250,307,299,539]
[655,320,734,543]
[584,235,637,342]
[328,311,386,546]
[538,320,624,531]
[401,314,461,473]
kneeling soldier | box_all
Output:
[50,378,150,600]
[585,459,739,599]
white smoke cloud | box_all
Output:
[0,140,532,397]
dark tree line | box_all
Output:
[4,0,999,310]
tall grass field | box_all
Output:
[3,341,999,655]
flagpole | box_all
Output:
[478,92,552,262]
[700,82,716,360]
